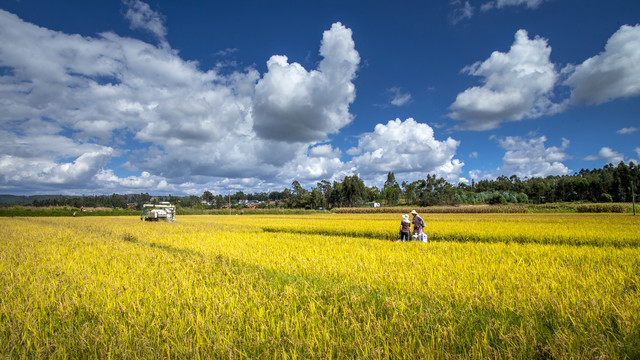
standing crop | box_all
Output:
[1,214,638,359]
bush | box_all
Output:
[0,206,139,217]
[599,193,613,203]
[576,204,628,213]
[335,205,528,214]
[487,193,507,205]
[516,193,529,204]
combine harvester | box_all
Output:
[141,202,176,222]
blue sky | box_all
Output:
[0,0,638,196]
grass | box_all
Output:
[1,214,639,358]
[2,202,636,217]
[0,206,139,217]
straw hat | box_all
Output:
[410,210,418,215]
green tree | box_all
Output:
[402,181,419,205]
[341,175,366,207]
[290,180,310,208]
[214,194,226,209]
[383,172,402,206]
[202,190,214,204]
[317,180,333,208]
[310,188,325,209]
[330,181,344,208]
[109,193,128,209]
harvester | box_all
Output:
[141,202,176,222]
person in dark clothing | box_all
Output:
[399,214,411,241]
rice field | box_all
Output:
[1,213,639,359]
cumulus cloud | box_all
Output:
[449,29,558,130]
[584,147,625,164]
[279,144,352,184]
[448,24,640,131]
[501,136,570,177]
[563,25,640,105]
[12,2,637,197]
[0,7,269,191]
[253,22,359,143]
[474,135,570,179]
[348,118,464,184]
[0,123,115,191]
[94,169,173,192]
[0,8,373,195]
[0,148,112,191]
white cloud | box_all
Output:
[564,25,640,105]
[253,22,359,143]
[453,0,546,23]
[0,10,372,195]
[0,148,112,191]
[484,135,571,178]
[449,29,558,130]
[309,144,341,158]
[11,3,637,197]
[451,1,474,24]
[584,147,624,164]
[348,118,464,184]
[387,87,412,106]
[448,24,640,132]
[0,124,116,191]
[48,150,113,184]
[468,169,484,180]
[94,169,174,192]
[281,144,351,184]
[0,7,269,190]
[123,0,168,46]
[481,0,547,11]
[469,152,479,159]
[617,127,638,135]
[215,48,239,57]
[0,128,106,160]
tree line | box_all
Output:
[264,161,640,209]
[29,162,639,209]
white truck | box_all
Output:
[141,202,176,222]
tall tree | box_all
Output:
[341,175,366,207]
[202,190,214,203]
[383,172,402,206]
[317,180,333,208]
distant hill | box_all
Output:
[0,195,68,206]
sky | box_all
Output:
[0,0,639,196]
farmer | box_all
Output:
[399,214,411,241]
[410,210,425,239]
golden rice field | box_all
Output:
[1,213,639,359]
